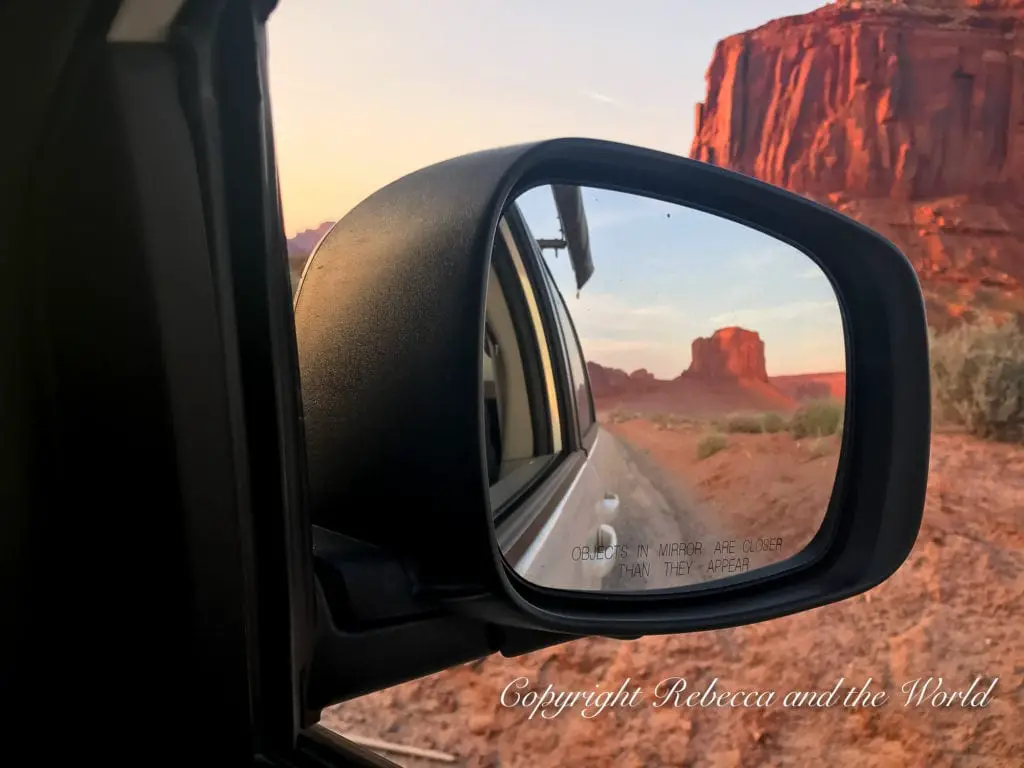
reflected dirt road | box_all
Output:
[588,409,839,592]
[592,431,748,591]
[603,412,838,564]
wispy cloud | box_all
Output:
[708,300,837,327]
[581,89,620,106]
[581,337,678,354]
[565,291,686,335]
[564,291,691,378]
[735,242,802,272]
[582,194,670,232]
[722,283,758,305]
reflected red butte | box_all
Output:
[685,326,768,382]
[586,327,846,417]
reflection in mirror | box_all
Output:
[488,186,847,594]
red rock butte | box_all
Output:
[690,0,1024,327]
[684,326,769,382]
[587,327,844,415]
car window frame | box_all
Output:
[534,247,599,452]
[486,218,564,518]
[491,202,594,566]
[502,203,584,452]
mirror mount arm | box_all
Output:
[311,525,444,631]
[311,526,503,628]
[551,184,594,290]
[307,527,578,711]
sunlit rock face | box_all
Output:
[685,327,769,383]
[690,0,1024,326]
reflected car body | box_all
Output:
[492,201,719,593]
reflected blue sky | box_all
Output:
[516,186,846,378]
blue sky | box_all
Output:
[518,186,845,377]
[266,0,843,375]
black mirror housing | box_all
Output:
[294,138,929,645]
[550,183,594,290]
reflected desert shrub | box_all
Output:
[650,412,690,430]
[650,412,673,430]
[929,320,1024,443]
[805,437,833,460]
[696,433,728,460]
[717,412,789,434]
[724,413,765,433]
[762,412,788,434]
[789,400,844,439]
[607,409,637,424]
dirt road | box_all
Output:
[595,431,758,591]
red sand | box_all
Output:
[322,424,1024,767]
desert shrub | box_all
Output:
[650,412,672,430]
[607,409,635,424]
[718,412,788,434]
[929,320,1024,443]
[725,413,765,434]
[650,412,690,430]
[696,433,728,460]
[789,400,844,439]
[805,438,832,460]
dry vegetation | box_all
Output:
[695,432,728,460]
[614,399,845,463]
[929,319,1024,443]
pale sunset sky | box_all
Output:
[267,0,845,377]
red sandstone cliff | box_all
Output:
[684,326,769,382]
[588,327,769,400]
[587,327,817,413]
[587,362,663,399]
[586,362,633,399]
[690,0,1024,326]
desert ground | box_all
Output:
[602,409,840,569]
[322,412,1024,768]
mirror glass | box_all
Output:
[486,185,847,594]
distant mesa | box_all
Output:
[286,221,336,294]
[588,326,845,416]
[586,362,629,396]
[287,221,336,258]
[684,326,768,382]
[588,363,660,396]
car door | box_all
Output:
[505,198,707,595]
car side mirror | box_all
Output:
[294,138,929,708]
[491,183,853,597]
